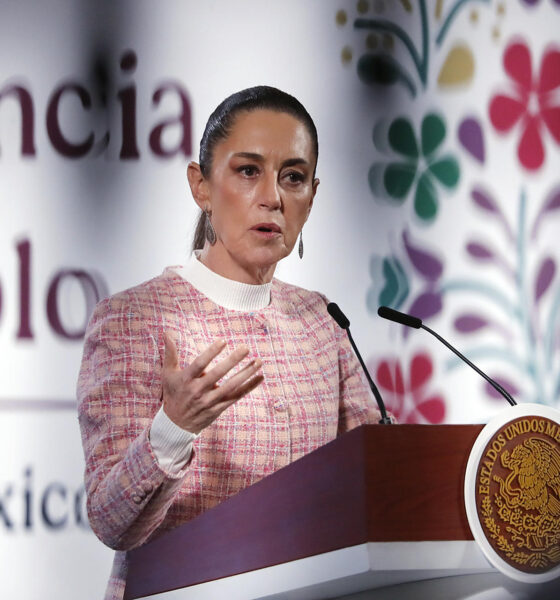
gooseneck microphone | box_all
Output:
[327,302,393,424]
[377,306,517,407]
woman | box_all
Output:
[77,86,382,600]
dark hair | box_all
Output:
[192,85,319,251]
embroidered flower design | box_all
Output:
[374,352,446,423]
[489,40,560,171]
[366,230,445,322]
[369,113,460,222]
[366,254,409,313]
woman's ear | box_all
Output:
[306,177,320,220]
[187,162,209,210]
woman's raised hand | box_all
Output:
[161,333,263,434]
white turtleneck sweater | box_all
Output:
[149,253,272,474]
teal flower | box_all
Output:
[369,113,460,222]
[366,254,409,314]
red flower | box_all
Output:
[374,352,446,424]
[489,40,560,171]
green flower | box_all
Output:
[369,113,460,222]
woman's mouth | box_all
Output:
[251,223,282,237]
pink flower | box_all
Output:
[374,352,446,424]
[489,40,560,171]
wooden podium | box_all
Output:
[123,424,513,600]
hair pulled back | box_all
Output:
[192,86,318,251]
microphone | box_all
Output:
[377,306,517,407]
[377,306,421,329]
[327,302,393,424]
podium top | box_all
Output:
[124,423,483,599]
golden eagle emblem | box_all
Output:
[495,438,560,518]
[472,413,560,578]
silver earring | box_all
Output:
[205,209,217,245]
[298,230,304,259]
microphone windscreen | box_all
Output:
[377,306,422,329]
[327,302,350,329]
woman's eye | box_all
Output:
[238,165,258,177]
[285,171,305,184]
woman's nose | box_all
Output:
[258,173,282,210]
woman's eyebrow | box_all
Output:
[232,152,309,167]
[282,158,309,168]
[233,152,264,161]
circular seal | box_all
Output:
[465,403,560,583]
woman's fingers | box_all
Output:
[212,358,263,400]
[205,374,265,426]
[225,372,264,401]
[202,345,251,386]
[182,339,228,378]
[164,335,251,384]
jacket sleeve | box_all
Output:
[76,294,189,551]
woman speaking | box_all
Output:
[77,86,383,600]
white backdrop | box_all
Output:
[1,1,559,598]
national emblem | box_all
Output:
[495,438,560,518]
[471,413,560,578]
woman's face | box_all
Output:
[188,109,319,284]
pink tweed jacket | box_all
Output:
[77,268,381,599]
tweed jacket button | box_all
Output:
[132,493,144,504]
[142,483,154,494]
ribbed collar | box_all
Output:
[173,252,272,312]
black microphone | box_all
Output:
[378,305,421,329]
[327,302,392,424]
[377,306,517,407]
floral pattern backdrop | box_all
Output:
[335,0,560,423]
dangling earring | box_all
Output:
[298,230,304,259]
[205,209,217,245]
